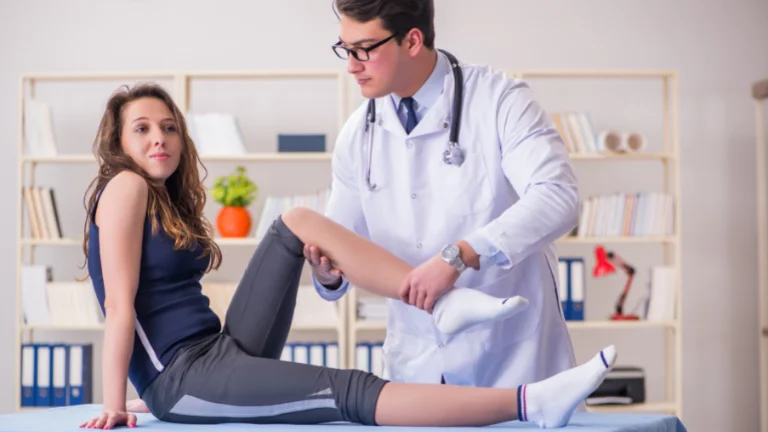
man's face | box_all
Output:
[337,16,404,99]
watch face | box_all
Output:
[443,244,459,260]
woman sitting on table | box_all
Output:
[78,82,617,430]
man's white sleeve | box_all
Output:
[313,120,370,301]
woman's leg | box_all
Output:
[221,216,306,357]
[281,207,528,335]
[144,332,616,428]
[374,345,617,428]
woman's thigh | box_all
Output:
[146,334,387,426]
[222,216,305,358]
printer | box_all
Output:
[587,366,646,405]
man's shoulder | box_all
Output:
[461,61,530,99]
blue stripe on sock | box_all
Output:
[600,351,609,368]
[516,385,523,421]
[502,298,509,304]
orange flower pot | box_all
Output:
[216,206,251,238]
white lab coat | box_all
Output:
[316,58,581,389]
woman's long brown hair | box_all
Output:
[80,83,222,276]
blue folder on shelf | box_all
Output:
[558,257,585,321]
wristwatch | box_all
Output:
[441,244,467,273]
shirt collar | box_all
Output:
[391,50,450,113]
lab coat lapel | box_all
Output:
[374,97,407,139]
[408,72,454,139]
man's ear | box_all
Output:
[404,28,424,57]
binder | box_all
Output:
[20,344,36,407]
[356,343,371,373]
[34,345,52,406]
[292,344,309,365]
[558,257,586,321]
[68,344,93,405]
[570,259,585,320]
[557,259,571,320]
[51,344,68,406]
[370,343,383,377]
[325,343,339,368]
[309,344,325,367]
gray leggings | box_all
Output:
[142,216,388,425]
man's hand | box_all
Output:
[398,255,460,314]
[304,244,344,287]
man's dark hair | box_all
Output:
[334,0,435,49]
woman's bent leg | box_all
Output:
[280,208,529,335]
[221,217,305,358]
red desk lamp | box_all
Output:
[593,245,639,320]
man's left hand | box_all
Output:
[398,255,459,314]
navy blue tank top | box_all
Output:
[87,182,221,396]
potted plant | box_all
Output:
[211,166,258,238]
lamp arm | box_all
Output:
[606,251,636,315]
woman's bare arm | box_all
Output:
[81,171,147,429]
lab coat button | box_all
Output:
[411,193,417,199]
[406,142,413,148]
[417,243,422,249]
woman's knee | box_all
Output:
[280,206,319,230]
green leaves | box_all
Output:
[211,166,258,207]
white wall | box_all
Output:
[1,0,767,430]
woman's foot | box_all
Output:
[431,287,529,335]
[518,346,617,428]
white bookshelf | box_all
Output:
[753,76,768,432]
[346,69,683,418]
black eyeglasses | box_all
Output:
[332,34,397,62]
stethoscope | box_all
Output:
[365,49,465,191]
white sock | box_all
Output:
[431,287,529,335]
[518,345,618,428]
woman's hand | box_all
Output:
[80,409,137,429]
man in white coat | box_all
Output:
[306,0,581,389]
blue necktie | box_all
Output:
[402,97,418,134]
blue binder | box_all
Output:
[68,344,93,405]
[558,257,586,321]
[20,344,36,407]
[51,344,68,406]
[34,345,52,406]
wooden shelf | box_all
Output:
[518,69,676,79]
[569,152,674,161]
[20,322,339,332]
[22,152,332,164]
[587,401,677,414]
[21,238,262,247]
[22,152,674,164]
[557,236,677,244]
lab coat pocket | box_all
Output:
[437,150,494,216]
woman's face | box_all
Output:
[120,97,182,181]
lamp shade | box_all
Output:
[593,245,615,277]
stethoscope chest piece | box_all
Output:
[443,143,466,166]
